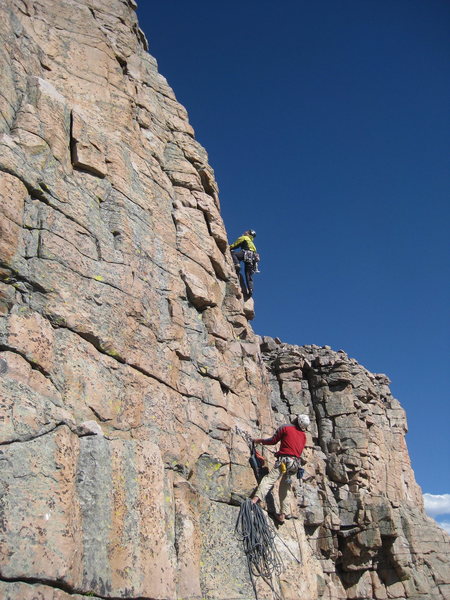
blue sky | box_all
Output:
[137,1,449,526]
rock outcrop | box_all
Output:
[0,1,448,599]
[261,339,450,600]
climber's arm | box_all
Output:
[230,235,247,250]
[253,427,284,446]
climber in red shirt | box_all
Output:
[251,414,310,524]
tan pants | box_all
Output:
[254,463,292,514]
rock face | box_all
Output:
[0,1,448,599]
[260,339,450,600]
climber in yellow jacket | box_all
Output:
[230,229,259,298]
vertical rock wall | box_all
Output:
[0,1,448,599]
[0,1,268,598]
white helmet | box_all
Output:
[296,414,310,430]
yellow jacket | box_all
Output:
[230,235,257,252]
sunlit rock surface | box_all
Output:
[0,1,449,599]
[261,339,450,600]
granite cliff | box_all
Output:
[0,1,449,599]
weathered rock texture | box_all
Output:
[260,339,450,600]
[0,1,448,599]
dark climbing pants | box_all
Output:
[232,250,254,296]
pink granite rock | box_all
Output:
[0,1,448,599]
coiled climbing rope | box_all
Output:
[235,498,283,599]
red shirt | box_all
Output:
[261,425,306,458]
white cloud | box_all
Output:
[423,493,450,517]
[437,521,450,535]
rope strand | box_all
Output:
[235,499,284,600]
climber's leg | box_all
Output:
[232,251,248,295]
[245,263,254,297]
[279,472,291,515]
[252,465,282,504]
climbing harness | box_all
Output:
[276,455,300,473]
[243,250,260,273]
[275,455,303,484]
[235,499,283,600]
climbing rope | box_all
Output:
[235,498,283,600]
